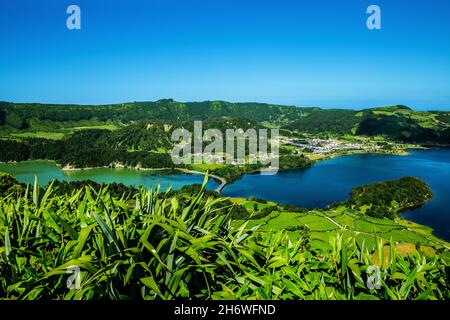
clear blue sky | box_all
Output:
[1,0,449,110]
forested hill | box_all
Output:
[0,99,315,125]
[284,105,450,143]
[1,100,449,143]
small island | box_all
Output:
[347,177,434,219]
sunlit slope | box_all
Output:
[1,100,449,143]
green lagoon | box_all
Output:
[0,160,219,191]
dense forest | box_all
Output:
[0,129,176,169]
[0,118,294,180]
[285,109,359,135]
[347,177,433,219]
[356,114,450,143]
[0,100,312,126]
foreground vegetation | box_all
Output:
[0,174,449,300]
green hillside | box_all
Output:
[285,105,450,143]
[0,100,449,186]
[0,100,312,127]
[1,100,449,144]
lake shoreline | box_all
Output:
[0,143,435,195]
[220,145,424,190]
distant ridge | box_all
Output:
[0,99,449,143]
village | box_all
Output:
[281,136,384,155]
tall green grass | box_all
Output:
[0,176,448,300]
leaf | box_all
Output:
[165,231,179,285]
[124,264,136,286]
[217,251,234,273]
[141,276,164,299]
[33,176,39,207]
[268,256,285,269]
[391,272,407,281]
[4,229,11,258]
[354,293,380,300]
[171,197,179,214]
[140,238,167,269]
[92,211,121,253]
[341,239,348,276]
[72,224,96,259]
[39,180,55,209]
[415,286,433,300]
[400,267,417,298]
[389,237,396,273]
[42,258,97,278]
[56,215,78,240]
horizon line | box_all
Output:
[1,98,449,112]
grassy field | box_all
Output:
[233,202,450,259]
[189,163,225,171]
[0,119,121,140]
[4,131,65,140]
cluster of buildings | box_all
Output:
[282,137,377,155]
[176,152,278,165]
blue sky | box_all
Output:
[0,0,449,110]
